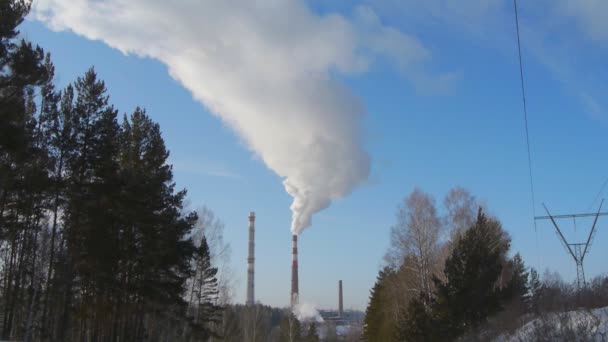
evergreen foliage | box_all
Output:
[506,253,530,306]
[363,266,398,341]
[432,209,510,339]
[397,293,435,342]
[304,321,320,342]
[397,209,512,341]
[279,312,301,342]
[528,267,543,314]
[0,3,222,340]
[187,237,222,339]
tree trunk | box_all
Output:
[42,155,63,335]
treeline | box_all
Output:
[363,188,608,341]
[212,304,324,342]
[362,188,529,341]
[1,1,221,341]
[510,272,608,341]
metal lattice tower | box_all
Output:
[535,200,605,291]
[572,243,585,289]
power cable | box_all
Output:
[588,176,608,211]
[513,0,541,266]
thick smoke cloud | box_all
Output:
[32,0,441,235]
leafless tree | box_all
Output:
[443,186,478,239]
[190,206,235,305]
[241,303,266,342]
[344,320,363,341]
[386,189,443,302]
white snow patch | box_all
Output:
[496,307,608,341]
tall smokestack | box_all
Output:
[291,235,299,307]
[246,212,255,306]
[339,280,343,318]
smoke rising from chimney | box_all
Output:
[32,1,451,236]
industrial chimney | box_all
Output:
[339,280,343,318]
[290,235,299,307]
[246,212,255,306]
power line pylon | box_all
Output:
[534,199,605,291]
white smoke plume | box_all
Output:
[293,302,324,323]
[31,0,444,235]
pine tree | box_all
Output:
[117,107,201,340]
[0,2,50,338]
[55,67,121,340]
[0,3,231,339]
[0,0,46,155]
[39,61,71,339]
[432,209,510,339]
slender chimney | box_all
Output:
[246,212,255,306]
[339,280,343,318]
[290,234,299,307]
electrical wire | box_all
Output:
[513,0,541,266]
[588,176,608,211]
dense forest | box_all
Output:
[0,2,330,342]
[0,1,226,340]
[363,188,608,341]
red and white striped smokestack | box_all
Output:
[290,234,299,307]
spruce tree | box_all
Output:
[188,237,221,339]
[397,293,436,342]
[528,267,543,314]
[432,209,510,339]
[363,266,397,341]
[506,253,529,305]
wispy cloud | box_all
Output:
[556,0,608,42]
[517,12,607,124]
[368,0,608,122]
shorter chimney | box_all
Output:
[246,212,255,306]
[339,280,343,318]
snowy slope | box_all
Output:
[496,307,608,341]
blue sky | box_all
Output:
[22,0,608,310]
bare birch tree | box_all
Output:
[386,189,443,302]
[443,186,478,239]
[190,206,235,305]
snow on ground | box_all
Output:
[496,307,608,341]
